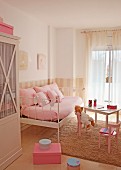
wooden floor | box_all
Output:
[5,112,121,170]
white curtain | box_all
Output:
[112,31,121,106]
[84,31,108,105]
[84,30,121,107]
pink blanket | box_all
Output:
[21,96,83,121]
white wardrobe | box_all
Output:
[0,32,22,170]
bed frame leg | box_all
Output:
[57,127,59,143]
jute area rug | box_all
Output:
[50,116,121,167]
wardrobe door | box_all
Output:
[0,42,17,118]
[0,34,22,170]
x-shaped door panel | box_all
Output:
[0,45,17,113]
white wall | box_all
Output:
[48,26,56,79]
[56,28,74,78]
[0,1,85,83]
[75,30,85,78]
[0,1,49,82]
[55,28,85,79]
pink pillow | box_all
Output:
[54,88,64,102]
[20,88,36,106]
[49,83,59,91]
[37,92,50,106]
[34,85,51,94]
[47,90,58,103]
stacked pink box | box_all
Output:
[0,17,3,22]
[33,143,61,164]
[0,22,14,35]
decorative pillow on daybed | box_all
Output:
[54,88,64,101]
[49,82,59,91]
[20,88,37,107]
[49,83,64,102]
[37,92,50,106]
[34,85,51,94]
[34,82,64,103]
[47,89,58,103]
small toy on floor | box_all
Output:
[75,105,95,130]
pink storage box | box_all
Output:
[33,143,61,164]
[0,22,13,35]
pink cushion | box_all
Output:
[47,90,58,103]
[100,127,114,135]
[49,83,59,91]
[48,83,64,102]
[33,83,64,103]
[37,92,50,106]
[20,88,36,106]
[54,88,64,102]
[34,85,51,93]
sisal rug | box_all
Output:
[49,116,121,167]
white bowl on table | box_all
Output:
[39,139,51,150]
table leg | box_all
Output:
[84,108,86,112]
[95,112,97,125]
[106,115,108,127]
[116,111,119,123]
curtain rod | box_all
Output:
[80,27,121,33]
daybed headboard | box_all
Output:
[19,79,54,89]
[19,78,84,98]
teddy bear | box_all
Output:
[75,105,95,130]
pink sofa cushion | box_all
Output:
[37,92,50,106]
[20,88,36,106]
